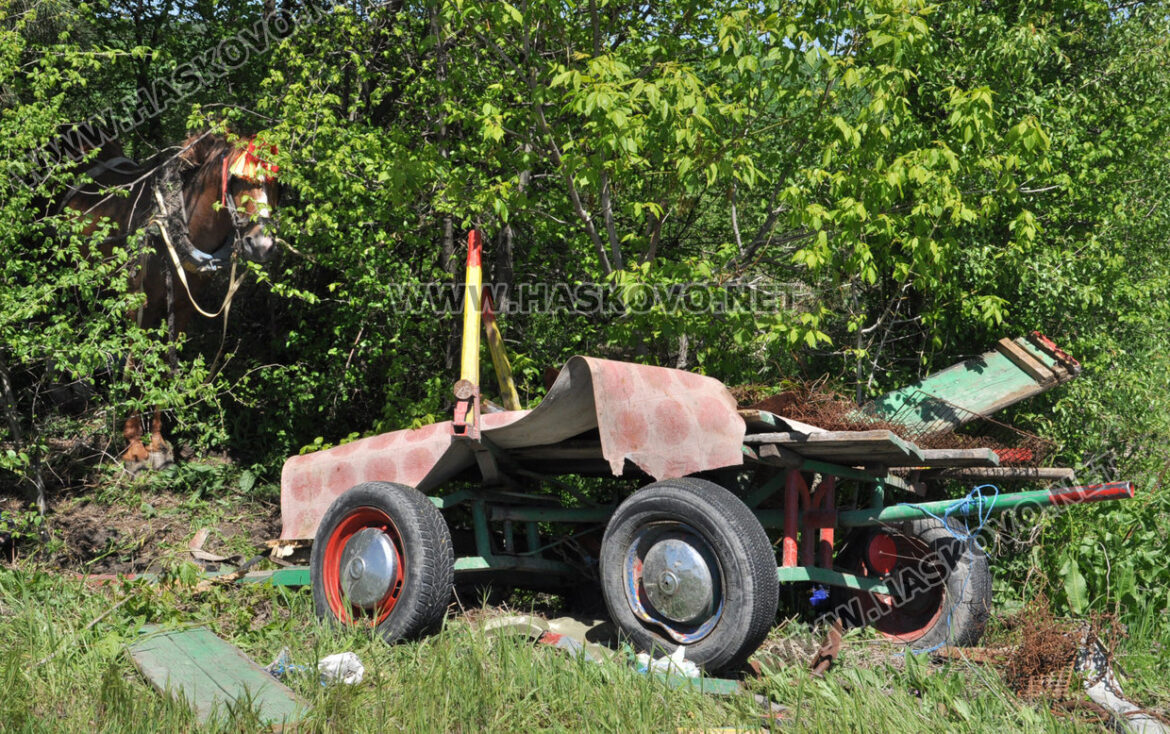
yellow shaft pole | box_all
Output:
[483,293,521,410]
[460,231,483,385]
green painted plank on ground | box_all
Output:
[653,672,742,696]
[128,626,307,728]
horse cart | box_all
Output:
[278,232,1134,671]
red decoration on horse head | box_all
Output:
[221,137,280,207]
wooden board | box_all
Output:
[743,430,925,466]
[129,627,307,728]
[865,334,1078,432]
[995,338,1057,385]
[921,466,1076,482]
[916,448,1001,468]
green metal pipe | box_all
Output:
[755,481,1134,529]
[776,566,890,595]
[472,501,494,558]
[453,554,577,575]
[488,506,613,523]
[837,481,1134,528]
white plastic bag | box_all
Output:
[318,651,365,685]
[635,646,700,678]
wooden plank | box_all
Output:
[921,466,1076,482]
[864,335,1080,432]
[995,338,1056,385]
[755,442,803,467]
[916,448,1001,468]
[742,430,925,466]
[129,627,307,728]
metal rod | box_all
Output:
[744,473,784,508]
[453,555,577,575]
[837,481,1134,528]
[482,291,522,410]
[776,566,890,595]
[472,501,493,558]
[782,470,801,567]
[818,476,835,568]
[489,505,613,523]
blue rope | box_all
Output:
[900,483,999,655]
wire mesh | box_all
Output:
[880,389,1057,466]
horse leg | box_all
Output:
[122,409,150,469]
[147,405,174,470]
[144,264,179,471]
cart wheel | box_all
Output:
[310,481,453,642]
[835,517,992,650]
[599,478,778,672]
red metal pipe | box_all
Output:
[1048,481,1134,506]
[782,469,802,567]
[818,476,835,568]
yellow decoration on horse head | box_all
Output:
[228,138,279,182]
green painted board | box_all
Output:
[128,627,307,728]
[864,335,1077,432]
[252,567,310,587]
[653,672,742,696]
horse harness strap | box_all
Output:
[151,186,247,321]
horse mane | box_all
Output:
[175,131,237,187]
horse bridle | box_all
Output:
[184,150,273,274]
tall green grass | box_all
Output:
[0,568,1162,732]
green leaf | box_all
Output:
[1061,558,1089,614]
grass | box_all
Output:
[2,472,1167,733]
[2,564,1166,733]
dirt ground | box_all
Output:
[1,490,281,575]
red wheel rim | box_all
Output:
[855,533,946,644]
[321,506,405,626]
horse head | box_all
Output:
[179,133,281,267]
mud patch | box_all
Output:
[1,491,281,575]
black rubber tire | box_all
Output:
[311,481,454,643]
[599,478,779,672]
[834,517,992,650]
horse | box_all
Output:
[57,130,281,470]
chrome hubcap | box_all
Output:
[642,537,715,623]
[623,523,724,644]
[339,527,397,609]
